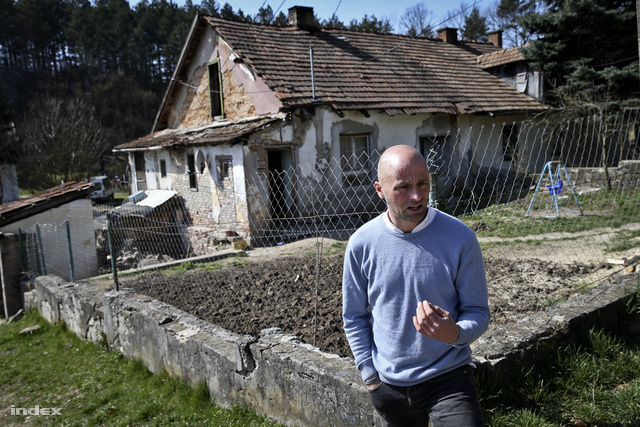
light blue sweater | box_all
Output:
[342,209,490,386]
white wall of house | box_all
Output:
[1,199,97,280]
[254,107,549,216]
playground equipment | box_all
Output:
[526,161,583,217]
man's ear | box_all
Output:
[374,181,384,199]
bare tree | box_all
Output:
[399,3,435,37]
[17,96,110,190]
[489,0,536,48]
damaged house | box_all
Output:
[113,6,546,249]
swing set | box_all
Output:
[526,161,584,218]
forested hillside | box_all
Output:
[0,0,398,190]
[0,0,206,189]
[1,0,637,191]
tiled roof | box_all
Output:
[114,113,285,151]
[477,46,527,69]
[204,16,545,116]
[0,181,93,227]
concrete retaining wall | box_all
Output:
[24,273,639,426]
[26,277,372,426]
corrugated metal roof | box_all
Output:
[136,190,177,208]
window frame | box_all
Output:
[339,133,372,187]
[216,155,232,185]
[187,153,197,190]
[207,60,224,119]
[160,159,167,178]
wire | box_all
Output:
[331,0,342,19]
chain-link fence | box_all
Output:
[17,112,640,357]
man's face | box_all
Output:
[374,155,430,233]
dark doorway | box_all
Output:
[267,150,294,219]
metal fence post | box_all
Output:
[35,224,47,275]
[17,228,27,271]
[106,213,119,291]
[65,220,75,283]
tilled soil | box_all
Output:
[123,254,609,358]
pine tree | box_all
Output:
[462,7,488,41]
[520,0,639,106]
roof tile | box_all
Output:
[204,16,544,115]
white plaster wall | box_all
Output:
[139,150,174,191]
[1,199,98,280]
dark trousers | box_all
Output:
[368,365,486,427]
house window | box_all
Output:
[502,124,518,161]
[187,154,197,189]
[339,134,371,186]
[208,60,224,119]
[160,159,167,178]
[216,156,231,184]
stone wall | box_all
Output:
[567,160,640,187]
[24,273,639,426]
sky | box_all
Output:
[128,0,490,31]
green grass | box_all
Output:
[481,288,640,426]
[2,290,640,427]
[605,228,640,254]
[461,188,640,239]
[0,311,279,426]
[113,188,130,204]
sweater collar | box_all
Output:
[382,206,436,234]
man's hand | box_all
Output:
[413,300,460,344]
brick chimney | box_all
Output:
[437,28,458,44]
[488,30,503,48]
[288,6,316,30]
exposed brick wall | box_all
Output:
[168,151,248,255]
[172,60,257,129]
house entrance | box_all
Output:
[267,150,295,219]
[134,152,147,191]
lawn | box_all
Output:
[0,310,279,426]
[2,297,640,426]
[480,287,640,426]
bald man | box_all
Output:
[342,145,489,426]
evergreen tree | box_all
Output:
[323,14,346,29]
[462,6,488,41]
[0,84,18,166]
[520,0,639,106]
[274,12,288,26]
[348,15,393,33]
[256,5,274,24]
[198,0,219,16]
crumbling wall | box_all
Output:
[24,272,639,426]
